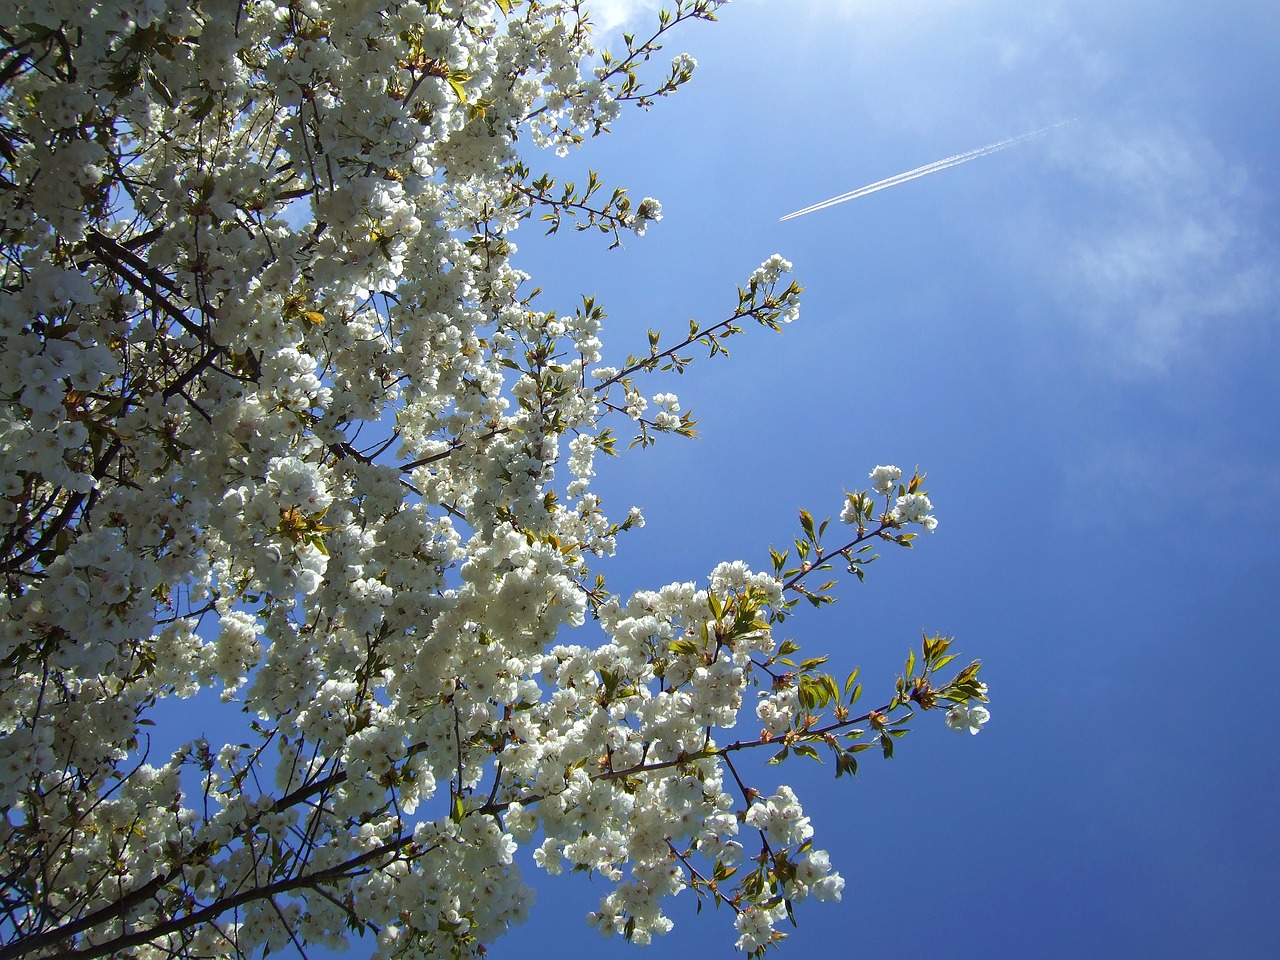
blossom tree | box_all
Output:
[0,0,989,957]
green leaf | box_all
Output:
[798,508,816,541]
[835,750,858,779]
[798,677,817,710]
[843,668,860,700]
[821,673,840,704]
[188,94,215,122]
[713,861,738,882]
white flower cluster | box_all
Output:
[651,391,682,430]
[869,464,903,494]
[840,464,938,532]
[749,254,801,322]
[894,492,938,532]
[945,703,992,735]
[0,2,948,958]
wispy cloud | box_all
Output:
[582,0,663,35]
[1044,118,1277,375]
[586,0,968,33]
[777,0,978,28]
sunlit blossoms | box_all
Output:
[869,464,903,494]
[894,492,938,531]
[946,703,992,735]
[0,1,987,958]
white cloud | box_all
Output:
[584,0,975,39]
[1045,118,1276,375]
[582,0,663,35]
[783,0,978,26]
[759,0,1276,378]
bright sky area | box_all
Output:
[289,0,1280,956]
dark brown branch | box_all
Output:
[7,831,420,960]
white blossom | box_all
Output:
[869,464,903,494]
[945,703,992,735]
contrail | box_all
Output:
[779,121,1073,221]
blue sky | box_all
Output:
[487,1,1280,958]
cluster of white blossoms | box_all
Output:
[0,1,986,958]
[945,702,992,735]
[840,464,937,531]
